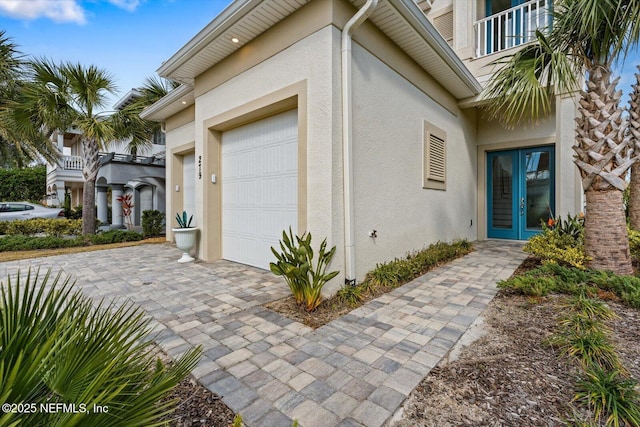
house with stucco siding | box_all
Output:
[141,0,581,295]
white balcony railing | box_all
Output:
[61,155,84,171]
[474,0,552,58]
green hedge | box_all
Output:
[0,235,85,251]
[0,219,82,237]
[90,230,143,244]
[0,165,46,202]
[0,230,144,252]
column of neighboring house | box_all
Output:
[96,186,109,224]
[54,133,67,205]
[111,184,125,229]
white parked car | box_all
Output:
[0,202,65,221]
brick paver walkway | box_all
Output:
[0,240,526,426]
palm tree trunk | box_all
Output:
[628,66,640,229]
[573,66,634,275]
[82,178,96,235]
[584,189,633,274]
[81,137,100,235]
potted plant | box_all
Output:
[172,211,197,263]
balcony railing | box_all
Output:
[61,155,83,171]
[474,0,552,58]
[53,153,165,172]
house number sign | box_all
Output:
[198,156,202,179]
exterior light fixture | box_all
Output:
[231,37,239,43]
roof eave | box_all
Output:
[140,85,194,122]
[157,0,261,80]
[390,0,482,97]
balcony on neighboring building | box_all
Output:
[474,0,552,58]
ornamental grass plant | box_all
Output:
[0,269,200,427]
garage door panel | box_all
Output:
[222,110,298,270]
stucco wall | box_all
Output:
[349,42,478,281]
[193,25,339,278]
[165,121,195,240]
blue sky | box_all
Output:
[1,0,640,109]
[0,0,231,108]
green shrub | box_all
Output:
[551,213,585,240]
[524,229,588,269]
[43,218,82,237]
[499,264,640,308]
[574,367,640,427]
[64,204,83,220]
[366,240,473,290]
[270,228,339,312]
[3,218,82,237]
[5,218,46,236]
[553,328,621,371]
[90,230,143,244]
[523,213,589,269]
[0,165,46,201]
[142,210,165,237]
[0,235,85,251]
[497,275,558,296]
[0,268,201,427]
[628,227,640,261]
[0,221,8,235]
[335,285,365,308]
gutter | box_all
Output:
[342,0,379,285]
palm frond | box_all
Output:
[482,31,580,127]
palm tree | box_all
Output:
[628,67,640,228]
[110,76,178,157]
[0,31,58,168]
[483,0,640,275]
[16,59,125,234]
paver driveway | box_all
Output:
[0,240,526,426]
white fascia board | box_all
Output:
[156,0,260,78]
[140,84,194,122]
[390,0,482,96]
[113,88,142,110]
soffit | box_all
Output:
[158,0,310,85]
[358,0,480,98]
[156,0,480,113]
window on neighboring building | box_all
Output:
[423,121,447,191]
[152,129,166,146]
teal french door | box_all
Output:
[487,146,555,240]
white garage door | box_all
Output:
[222,109,298,269]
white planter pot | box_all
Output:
[172,227,197,263]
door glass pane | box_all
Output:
[491,155,513,229]
[525,150,551,229]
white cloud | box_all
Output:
[0,0,142,24]
[107,0,142,12]
[0,0,87,24]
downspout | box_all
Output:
[342,0,378,284]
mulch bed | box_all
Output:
[161,378,236,427]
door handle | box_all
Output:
[520,197,525,215]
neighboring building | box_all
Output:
[46,90,167,228]
[142,0,580,294]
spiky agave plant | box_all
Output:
[175,211,193,228]
[0,268,200,427]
